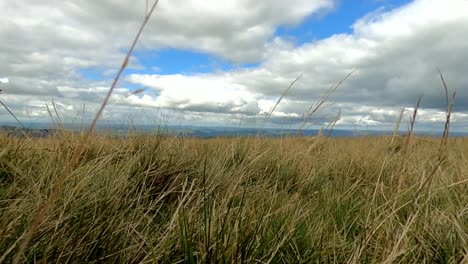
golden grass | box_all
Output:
[1,132,467,263]
[6,2,161,263]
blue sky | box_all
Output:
[275,0,412,43]
[1,0,468,131]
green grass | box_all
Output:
[1,132,467,263]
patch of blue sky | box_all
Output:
[77,67,107,81]
[127,49,261,76]
[78,48,260,86]
[275,0,413,45]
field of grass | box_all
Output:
[1,131,467,263]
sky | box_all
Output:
[1,0,468,132]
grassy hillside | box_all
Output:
[1,132,467,263]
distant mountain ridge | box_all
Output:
[0,125,57,138]
[1,124,465,138]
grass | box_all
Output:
[4,2,161,263]
[1,131,468,263]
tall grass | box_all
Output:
[6,2,161,263]
[1,128,467,262]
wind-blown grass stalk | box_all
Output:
[438,69,456,158]
[259,74,302,132]
[413,70,457,199]
[365,107,405,226]
[52,99,63,126]
[45,103,58,127]
[297,68,356,134]
[0,99,30,139]
[392,96,422,192]
[0,99,26,130]
[11,1,161,263]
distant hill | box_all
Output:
[0,124,465,138]
[0,125,57,138]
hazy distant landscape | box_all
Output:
[2,123,468,138]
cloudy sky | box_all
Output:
[1,0,467,132]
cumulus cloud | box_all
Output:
[259,0,468,107]
[127,0,468,130]
[0,0,334,125]
[0,0,334,82]
[127,72,274,115]
[1,0,468,131]
[147,0,334,62]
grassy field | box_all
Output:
[1,131,467,263]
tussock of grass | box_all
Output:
[1,132,467,263]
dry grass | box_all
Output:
[5,2,161,263]
[1,131,467,263]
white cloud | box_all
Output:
[144,0,335,62]
[126,0,468,129]
[0,0,335,125]
[125,74,260,114]
[1,0,468,131]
